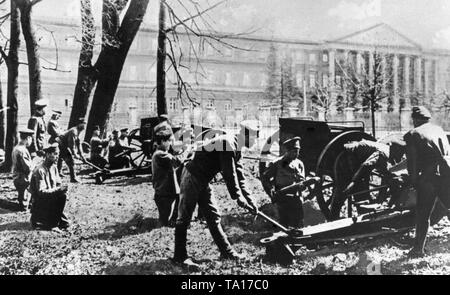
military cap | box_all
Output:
[18,128,35,135]
[154,121,173,135]
[240,120,261,132]
[43,143,60,153]
[120,128,129,132]
[112,129,119,134]
[52,110,62,115]
[34,99,49,108]
[283,136,301,151]
[155,127,173,138]
[411,106,432,120]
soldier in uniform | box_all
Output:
[330,139,406,220]
[89,125,109,168]
[27,99,48,157]
[29,143,70,231]
[404,106,450,257]
[108,128,133,169]
[47,110,62,144]
[12,128,35,211]
[172,121,259,268]
[261,137,306,228]
[58,118,87,183]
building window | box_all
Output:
[150,100,157,112]
[323,53,328,63]
[224,102,232,111]
[206,99,214,108]
[169,98,177,111]
[309,53,317,64]
[309,72,316,88]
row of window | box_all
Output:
[149,99,234,112]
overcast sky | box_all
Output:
[29,0,450,50]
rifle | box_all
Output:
[274,176,321,198]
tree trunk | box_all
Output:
[1,0,21,172]
[156,0,167,116]
[68,0,97,128]
[0,71,5,150]
[85,0,149,142]
[371,96,376,138]
[17,0,42,113]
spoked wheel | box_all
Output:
[126,128,152,169]
[315,131,377,221]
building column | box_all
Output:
[328,49,336,88]
[403,56,411,107]
[369,51,375,81]
[433,61,439,95]
[356,51,363,75]
[415,57,422,92]
[424,59,431,101]
[381,53,387,93]
[392,54,399,112]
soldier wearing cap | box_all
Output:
[12,128,35,211]
[89,125,109,168]
[48,110,62,144]
[57,118,87,183]
[27,99,48,157]
[404,106,450,257]
[152,123,187,227]
[261,137,306,228]
[172,120,259,268]
[330,139,406,220]
[108,128,134,169]
[29,143,70,231]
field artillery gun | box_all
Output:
[258,118,449,264]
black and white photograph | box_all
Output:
[0,0,450,280]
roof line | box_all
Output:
[329,22,422,49]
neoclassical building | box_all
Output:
[5,18,450,131]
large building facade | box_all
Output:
[6,18,450,132]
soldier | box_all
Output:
[12,128,35,211]
[330,139,406,220]
[89,125,109,168]
[404,106,450,257]
[27,99,48,157]
[58,118,87,183]
[152,124,186,227]
[172,121,259,268]
[29,143,70,231]
[108,128,133,169]
[261,137,306,228]
[47,110,62,144]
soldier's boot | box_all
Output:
[207,220,244,261]
[173,224,189,262]
[57,158,64,177]
[69,165,80,183]
[17,188,27,212]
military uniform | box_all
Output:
[29,145,69,230]
[47,112,62,144]
[58,126,84,181]
[404,107,450,254]
[173,133,256,262]
[27,115,46,155]
[262,137,305,228]
[90,135,109,168]
[11,129,35,210]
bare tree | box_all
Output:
[0,0,20,171]
[84,0,149,141]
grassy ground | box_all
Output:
[0,159,450,275]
